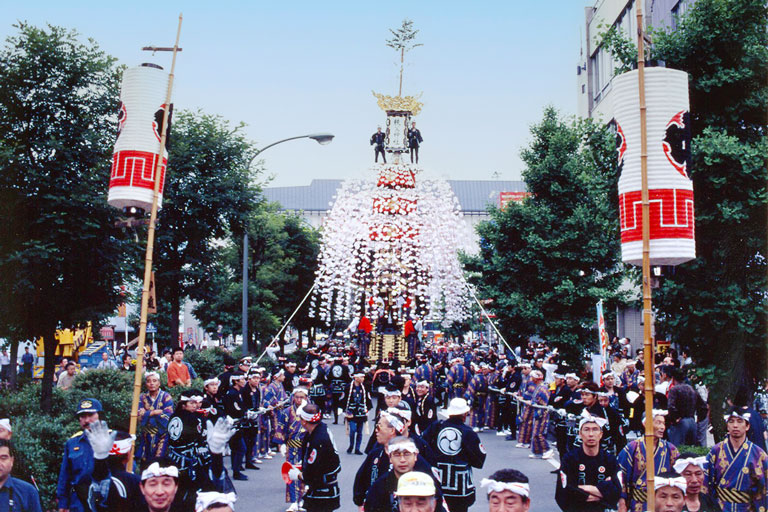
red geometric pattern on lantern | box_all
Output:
[109,150,167,194]
[619,188,694,243]
[368,224,419,241]
[372,197,417,215]
[377,166,415,189]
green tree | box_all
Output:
[467,108,626,362]
[647,0,767,436]
[193,206,319,354]
[0,24,137,410]
[151,110,259,348]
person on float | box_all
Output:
[704,407,767,512]
[422,398,487,512]
[287,403,341,512]
[672,453,720,512]
[407,122,423,164]
[555,412,621,511]
[617,409,680,512]
[371,127,387,163]
[363,437,445,512]
[480,468,531,512]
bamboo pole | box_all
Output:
[127,14,183,469]
[636,4,656,511]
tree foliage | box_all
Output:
[193,206,320,354]
[150,110,259,347]
[646,0,767,434]
[0,24,138,410]
[466,108,626,362]
[385,19,423,53]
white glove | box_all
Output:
[288,468,302,481]
[558,409,566,416]
[206,417,235,454]
[246,410,259,420]
[279,444,287,456]
[84,421,117,460]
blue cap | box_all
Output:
[76,398,102,415]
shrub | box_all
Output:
[676,444,711,457]
[185,347,230,379]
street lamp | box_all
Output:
[241,133,334,354]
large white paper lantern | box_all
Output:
[108,64,171,212]
[613,67,695,266]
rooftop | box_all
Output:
[263,179,526,213]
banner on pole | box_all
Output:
[596,300,609,375]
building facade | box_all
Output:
[263,178,527,252]
[577,0,694,121]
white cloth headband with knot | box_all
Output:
[654,475,687,494]
[480,479,530,498]
[673,456,707,474]
[195,491,237,512]
[578,410,608,429]
[387,440,419,454]
[141,462,179,481]
[381,411,406,434]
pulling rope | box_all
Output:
[463,280,518,362]
[253,282,317,364]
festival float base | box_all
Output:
[369,331,407,361]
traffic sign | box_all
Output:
[146,323,157,334]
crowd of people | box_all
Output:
[0,334,766,512]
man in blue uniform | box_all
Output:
[57,398,102,512]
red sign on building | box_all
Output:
[499,191,530,209]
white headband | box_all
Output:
[644,409,668,421]
[141,462,179,481]
[381,411,406,434]
[110,435,136,455]
[292,386,309,396]
[384,389,402,397]
[416,380,429,387]
[387,440,419,454]
[145,371,160,380]
[299,408,322,423]
[654,475,687,494]
[180,394,204,402]
[579,411,608,429]
[388,406,412,421]
[673,456,707,474]
[204,378,220,387]
[530,370,544,379]
[565,373,579,381]
[724,410,751,422]
[0,419,11,432]
[196,491,236,512]
[480,479,530,498]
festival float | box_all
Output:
[310,91,473,360]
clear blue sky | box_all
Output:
[0,1,592,187]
